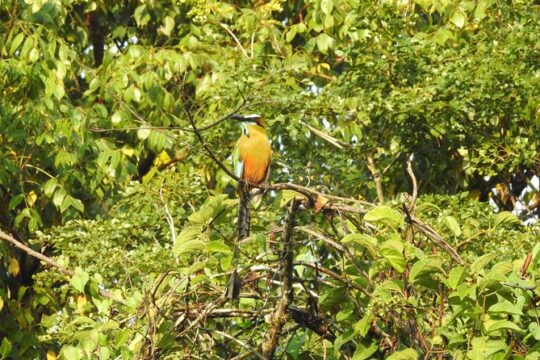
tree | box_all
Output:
[0,0,539,358]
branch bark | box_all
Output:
[261,199,301,358]
[0,230,125,303]
[367,155,384,205]
[410,217,464,264]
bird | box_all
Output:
[227,113,272,299]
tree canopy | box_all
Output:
[0,0,539,359]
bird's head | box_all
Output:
[230,114,266,128]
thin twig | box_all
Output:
[220,23,249,59]
[294,261,370,296]
[410,217,464,264]
[299,121,347,149]
[184,108,241,182]
[406,156,418,213]
[176,294,228,338]
[212,330,266,360]
[367,155,384,205]
[160,182,177,247]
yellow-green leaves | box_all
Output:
[71,268,89,293]
[364,206,404,229]
[387,348,418,360]
[9,33,25,56]
[173,226,205,257]
[380,239,405,273]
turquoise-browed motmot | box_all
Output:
[232,114,272,239]
[227,114,271,299]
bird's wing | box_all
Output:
[232,142,244,179]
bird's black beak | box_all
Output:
[230,114,247,121]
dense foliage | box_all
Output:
[0,0,539,359]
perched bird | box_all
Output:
[227,114,272,299]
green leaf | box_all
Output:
[206,241,232,254]
[160,16,175,36]
[316,33,334,54]
[53,188,67,209]
[173,226,205,257]
[354,313,373,337]
[485,320,524,334]
[387,348,418,360]
[321,0,333,14]
[111,111,122,125]
[28,48,39,62]
[20,36,34,59]
[529,322,540,341]
[88,77,100,92]
[333,329,354,353]
[409,259,442,282]
[447,266,466,290]
[468,338,508,360]
[9,33,25,56]
[471,253,497,274]
[493,211,520,227]
[341,233,378,257]
[188,194,230,224]
[71,267,89,293]
[488,300,523,316]
[381,243,405,273]
[352,340,377,360]
[61,346,83,360]
[0,338,12,358]
[364,206,404,228]
[450,11,466,28]
[443,216,461,236]
[138,128,151,140]
[279,190,302,207]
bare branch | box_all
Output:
[0,230,125,303]
[176,294,228,338]
[367,155,384,205]
[210,330,266,360]
[410,217,464,264]
[184,108,241,182]
[299,120,347,149]
[294,261,370,296]
[160,182,177,247]
[220,23,249,59]
[406,156,418,213]
[0,229,72,276]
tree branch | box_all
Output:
[293,260,370,296]
[406,156,418,213]
[0,229,72,276]
[261,199,301,358]
[0,230,124,303]
[367,155,384,205]
[410,217,464,264]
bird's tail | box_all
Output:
[237,185,251,240]
[227,184,251,300]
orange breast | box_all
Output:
[237,128,271,184]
